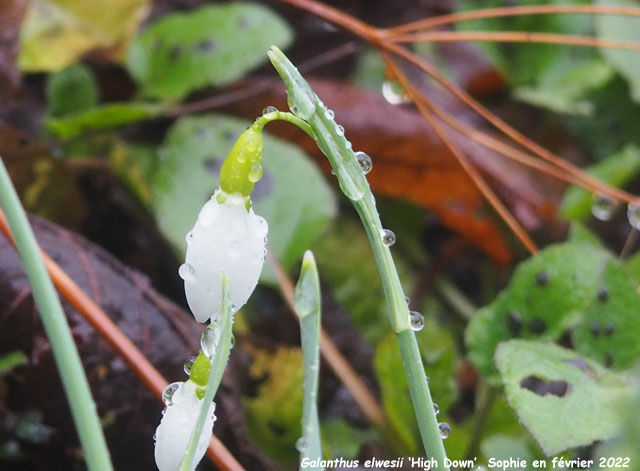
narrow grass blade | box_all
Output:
[180,273,235,471]
[294,251,323,470]
[0,157,113,470]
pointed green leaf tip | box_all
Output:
[219,123,265,197]
[267,46,317,121]
[294,251,320,319]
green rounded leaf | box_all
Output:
[127,3,292,101]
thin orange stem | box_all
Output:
[390,30,640,53]
[267,252,387,429]
[0,209,244,471]
[383,42,636,205]
[383,53,539,255]
[418,93,609,192]
[390,4,640,35]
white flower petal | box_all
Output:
[181,193,268,323]
[154,381,216,471]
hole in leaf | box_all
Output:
[529,318,546,334]
[520,375,570,397]
[535,271,549,286]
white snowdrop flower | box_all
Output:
[154,380,216,471]
[180,191,268,323]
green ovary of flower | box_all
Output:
[189,351,211,390]
[219,123,265,197]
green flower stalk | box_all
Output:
[267,46,450,469]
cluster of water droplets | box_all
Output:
[591,194,640,230]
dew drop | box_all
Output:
[295,437,308,452]
[183,356,196,375]
[262,106,278,115]
[287,96,299,115]
[592,194,616,221]
[433,403,440,415]
[248,163,264,182]
[381,228,396,246]
[507,311,522,336]
[237,151,247,163]
[438,422,451,439]
[409,311,425,331]
[162,382,181,406]
[627,201,640,229]
[186,231,194,244]
[201,323,220,359]
[405,295,411,305]
[382,80,409,105]
[598,287,609,302]
[426,375,430,383]
[355,151,373,174]
[324,109,335,120]
[335,125,345,136]
[178,263,195,281]
[535,271,549,286]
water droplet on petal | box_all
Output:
[381,229,396,246]
[382,80,409,105]
[438,422,451,439]
[335,125,344,136]
[355,151,373,174]
[178,263,196,281]
[295,437,308,452]
[627,201,640,229]
[409,311,425,331]
[426,375,430,383]
[262,106,278,115]
[248,163,264,183]
[433,403,440,415]
[186,231,194,244]
[201,323,220,358]
[162,382,181,406]
[592,194,616,221]
[184,356,196,375]
[325,109,335,120]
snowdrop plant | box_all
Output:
[154,108,311,471]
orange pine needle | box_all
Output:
[0,209,244,471]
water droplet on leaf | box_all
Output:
[355,151,373,174]
[248,163,264,182]
[324,109,334,120]
[201,323,220,359]
[438,422,451,439]
[262,106,278,115]
[295,437,308,451]
[409,311,425,331]
[433,403,440,415]
[335,125,344,136]
[381,229,396,246]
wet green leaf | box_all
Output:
[456,0,596,87]
[572,259,640,369]
[560,145,640,221]
[46,63,99,118]
[126,3,292,101]
[320,419,376,460]
[495,340,630,455]
[18,0,149,72]
[514,59,613,115]
[244,346,302,465]
[596,0,640,103]
[46,102,163,139]
[152,114,336,284]
[466,242,609,381]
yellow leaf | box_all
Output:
[18,0,149,72]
